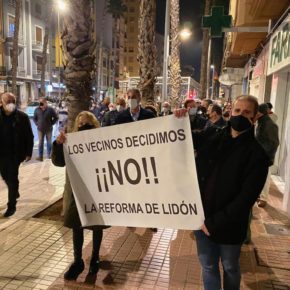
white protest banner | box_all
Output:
[64,115,204,230]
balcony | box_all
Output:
[33,70,49,80]
[32,40,43,51]
[6,33,26,47]
[224,0,289,67]
[17,67,26,77]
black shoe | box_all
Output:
[3,208,16,218]
[64,260,84,280]
[88,258,100,275]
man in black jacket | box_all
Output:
[33,98,58,161]
[175,95,269,290]
[255,103,279,207]
[115,89,157,232]
[115,88,155,124]
[0,92,34,217]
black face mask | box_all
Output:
[230,115,252,132]
[78,124,95,131]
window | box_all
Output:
[102,75,107,87]
[35,3,42,15]
[128,66,133,72]
[129,26,134,33]
[129,7,135,13]
[128,47,134,52]
[8,15,15,37]
[129,17,134,22]
[129,56,134,62]
[35,26,42,44]
[103,58,107,68]
[9,49,17,67]
[36,56,42,71]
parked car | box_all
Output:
[25,101,40,117]
[25,101,56,117]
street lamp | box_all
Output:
[180,28,192,40]
[210,64,215,99]
[56,0,67,100]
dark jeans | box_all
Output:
[195,230,242,290]
[38,129,52,158]
[0,156,20,209]
[72,228,103,262]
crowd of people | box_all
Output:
[0,89,280,290]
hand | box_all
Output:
[201,223,210,236]
[174,108,188,118]
[25,156,31,162]
[56,131,66,144]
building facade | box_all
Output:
[221,0,290,215]
[0,0,52,105]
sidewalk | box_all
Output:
[0,160,289,290]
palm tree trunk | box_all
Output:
[62,0,95,132]
[169,0,181,108]
[11,0,21,101]
[200,0,212,99]
[137,0,157,106]
[41,5,53,97]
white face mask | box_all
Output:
[189,107,197,116]
[116,105,124,112]
[127,99,138,110]
[5,103,16,113]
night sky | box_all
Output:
[156,0,204,81]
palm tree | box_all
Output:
[11,0,21,100]
[40,3,53,97]
[62,0,95,132]
[137,0,157,106]
[169,0,181,108]
[107,0,126,96]
[200,0,212,99]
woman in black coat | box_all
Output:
[52,111,107,280]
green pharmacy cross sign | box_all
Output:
[202,6,232,38]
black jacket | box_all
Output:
[115,107,155,124]
[33,106,58,132]
[195,126,269,244]
[102,110,119,126]
[256,114,279,165]
[0,108,34,162]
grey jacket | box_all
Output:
[256,114,279,165]
[33,106,58,132]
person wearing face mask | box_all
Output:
[174,95,269,290]
[33,97,58,161]
[115,89,157,232]
[0,92,34,217]
[204,104,227,130]
[198,98,213,118]
[255,103,279,208]
[102,98,126,127]
[115,88,155,124]
[52,111,108,280]
[159,101,172,116]
[184,99,207,133]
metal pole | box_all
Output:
[206,38,211,99]
[57,11,61,100]
[211,66,214,99]
[162,0,170,102]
